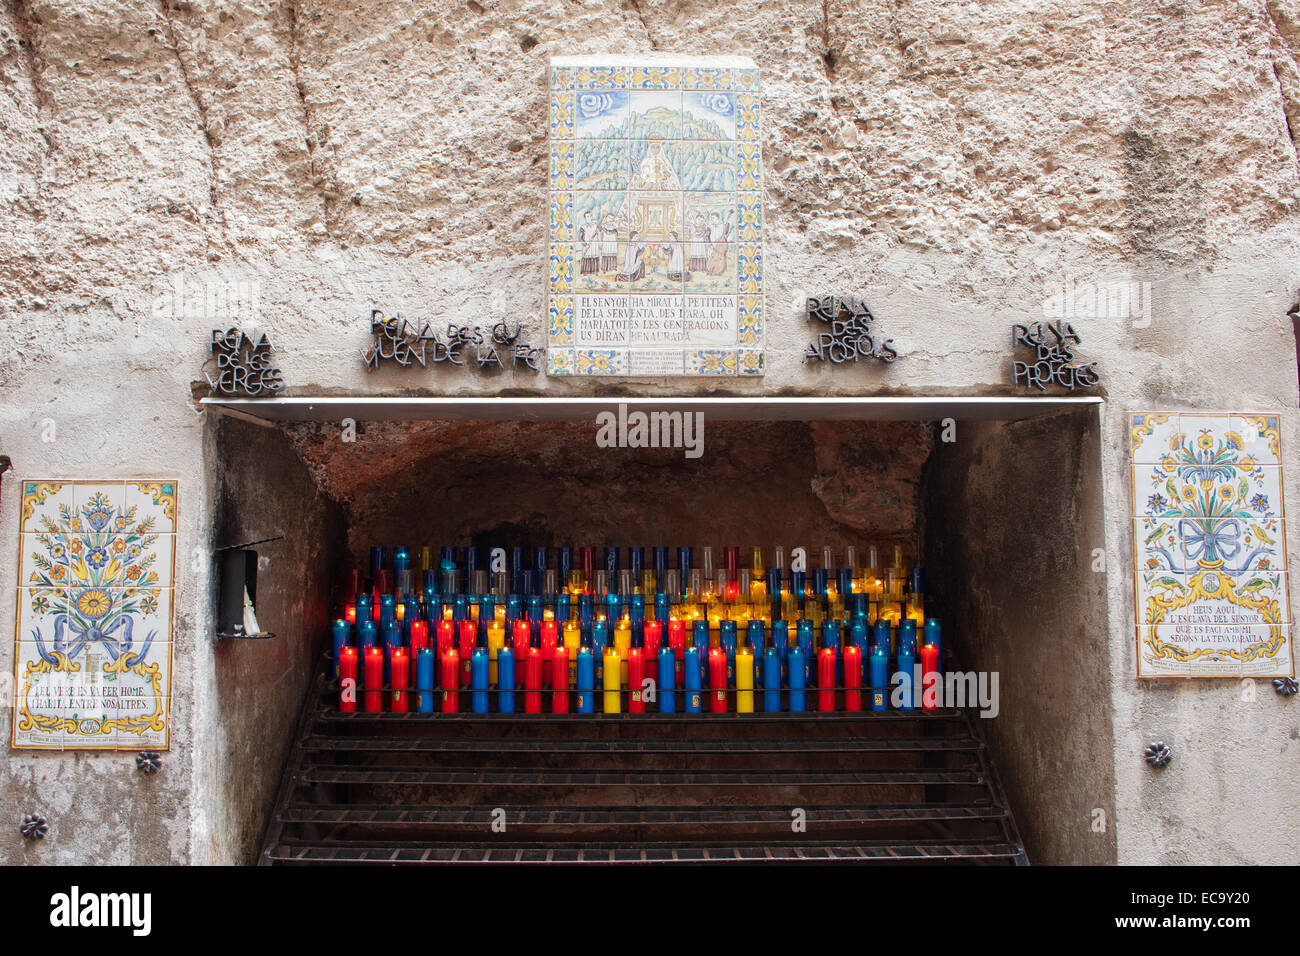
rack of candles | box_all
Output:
[329,544,945,715]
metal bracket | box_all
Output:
[215,535,284,553]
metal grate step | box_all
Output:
[259,667,1028,865]
[278,802,1007,827]
[314,708,968,725]
[298,767,984,787]
[265,839,1025,864]
[303,735,983,754]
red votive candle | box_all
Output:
[628,647,645,713]
[345,602,357,626]
[818,647,836,713]
[409,619,429,685]
[512,620,531,688]
[339,645,357,713]
[440,649,459,713]
[921,643,939,711]
[843,644,862,712]
[437,619,454,657]
[391,647,409,713]
[723,546,739,581]
[410,619,429,647]
[668,619,686,685]
[709,647,727,713]
[364,646,383,713]
[541,621,558,688]
[644,620,662,661]
[552,646,570,712]
[459,620,476,688]
[525,647,542,714]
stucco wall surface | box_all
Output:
[3,0,1300,863]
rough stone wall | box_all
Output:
[3,0,1300,863]
[285,419,934,571]
[926,408,1116,865]
[199,415,345,865]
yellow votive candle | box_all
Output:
[564,622,580,683]
[603,647,621,713]
[487,622,505,685]
[736,648,754,713]
[615,618,631,682]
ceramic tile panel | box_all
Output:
[1129,413,1185,464]
[549,297,574,346]
[549,245,574,295]
[739,292,763,346]
[550,140,575,190]
[550,91,575,138]
[1230,414,1283,466]
[12,479,177,750]
[575,142,628,190]
[683,91,735,139]
[551,192,574,241]
[549,56,762,376]
[73,481,127,513]
[1130,413,1292,678]
[548,349,575,375]
[574,349,626,375]
[688,349,739,375]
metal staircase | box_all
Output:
[260,665,1028,864]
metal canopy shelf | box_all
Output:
[201,395,1102,424]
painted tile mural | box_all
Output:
[548,56,763,376]
[11,480,176,749]
[1130,414,1293,678]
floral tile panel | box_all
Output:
[12,480,177,750]
[1130,413,1292,678]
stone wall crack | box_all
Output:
[7,0,53,151]
[1263,0,1300,175]
[1272,60,1300,173]
[156,0,222,220]
[284,0,340,237]
[624,0,659,52]
[820,0,836,79]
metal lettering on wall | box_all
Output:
[362,310,541,372]
[803,296,898,364]
[1011,321,1100,391]
[208,328,283,396]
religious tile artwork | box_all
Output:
[548,57,763,376]
[1130,413,1293,678]
[11,480,177,749]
